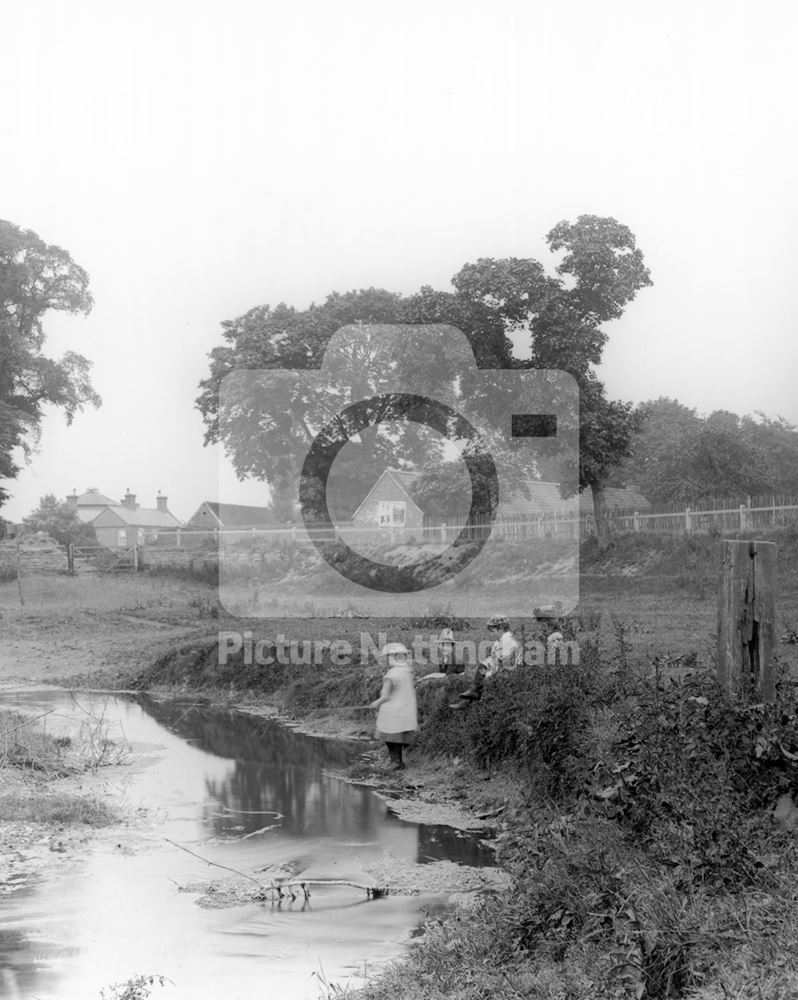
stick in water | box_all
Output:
[164,837,268,890]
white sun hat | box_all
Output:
[380,642,411,659]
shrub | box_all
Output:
[595,668,798,886]
[416,641,615,799]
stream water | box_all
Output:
[0,689,493,1000]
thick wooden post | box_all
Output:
[717,540,776,700]
[67,542,75,575]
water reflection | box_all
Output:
[0,690,494,1000]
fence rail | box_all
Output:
[137,495,798,548]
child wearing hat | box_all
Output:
[450,615,520,709]
[371,643,418,770]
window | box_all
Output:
[117,529,127,546]
[378,501,406,527]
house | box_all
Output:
[68,488,122,524]
[186,502,284,531]
[349,469,425,540]
[66,488,181,547]
[348,468,651,540]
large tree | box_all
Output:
[447,215,652,542]
[198,216,652,540]
[0,220,100,507]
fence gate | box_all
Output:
[67,544,139,574]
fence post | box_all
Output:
[632,510,640,532]
[440,522,447,543]
[67,542,75,575]
[15,536,25,606]
[717,539,776,701]
[685,507,691,533]
[739,504,747,531]
[176,527,181,548]
[132,545,139,573]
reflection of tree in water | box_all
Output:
[204,762,380,838]
[135,696,380,838]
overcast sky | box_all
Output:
[1,0,796,522]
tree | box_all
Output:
[199,216,652,544]
[0,220,100,508]
[448,216,652,543]
[23,495,97,546]
[614,399,798,503]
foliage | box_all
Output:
[23,493,97,545]
[198,216,652,531]
[416,641,610,798]
[0,219,100,508]
[615,397,798,503]
[595,669,798,887]
[98,974,171,1000]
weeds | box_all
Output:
[99,974,172,999]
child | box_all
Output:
[371,643,418,770]
[450,615,520,709]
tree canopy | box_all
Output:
[198,215,652,532]
[0,220,100,508]
[23,494,97,546]
[614,398,798,503]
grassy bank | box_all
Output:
[0,708,121,827]
[39,528,798,997]
[113,619,798,998]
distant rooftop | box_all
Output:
[75,489,120,507]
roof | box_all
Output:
[92,506,181,528]
[75,489,120,507]
[386,469,419,490]
[193,502,282,529]
[351,469,423,519]
[590,485,652,512]
[351,469,651,520]
[502,481,651,515]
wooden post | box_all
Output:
[685,507,691,533]
[132,545,139,573]
[15,536,25,606]
[67,542,75,575]
[717,540,776,701]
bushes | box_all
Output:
[416,641,612,798]
[594,668,798,886]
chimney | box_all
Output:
[122,489,137,510]
[67,489,78,508]
[156,492,168,513]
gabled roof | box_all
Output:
[352,469,423,519]
[75,489,120,507]
[191,502,282,529]
[92,506,181,528]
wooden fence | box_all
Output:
[138,494,798,550]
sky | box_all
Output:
[1,0,796,522]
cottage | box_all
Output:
[67,489,181,547]
[349,469,425,540]
[347,468,650,541]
